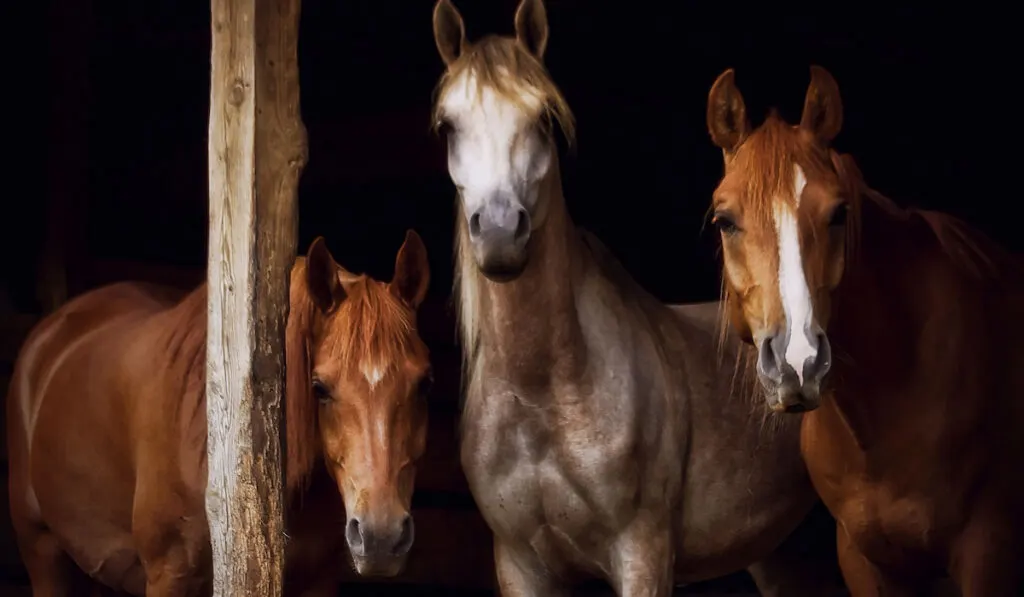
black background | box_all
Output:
[2,1,1015,594]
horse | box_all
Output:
[704,65,1024,595]
[6,231,434,596]
[430,1,843,595]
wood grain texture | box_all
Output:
[205,0,307,594]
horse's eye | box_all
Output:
[312,379,332,404]
[436,118,454,140]
[829,202,849,228]
[712,212,740,235]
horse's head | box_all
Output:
[706,66,852,413]
[431,0,574,281]
[287,231,431,576]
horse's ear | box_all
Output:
[800,65,843,145]
[390,229,431,309]
[433,0,466,66]
[305,237,345,313]
[707,68,750,154]
[514,0,549,60]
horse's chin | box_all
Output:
[477,257,528,282]
[349,553,408,578]
[760,379,822,414]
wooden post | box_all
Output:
[205,0,307,594]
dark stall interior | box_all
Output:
[1,0,1016,594]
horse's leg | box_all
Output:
[15,529,91,597]
[608,520,673,597]
[948,511,1024,597]
[132,492,210,597]
[493,538,570,597]
[835,524,918,597]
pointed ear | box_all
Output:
[389,229,431,308]
[800,65,843,144]
[707,68,750,153]
[305,237,345,313]
[514,0,549,60]
[433,0,466,66]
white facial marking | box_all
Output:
[377,419,387,450]
[361,361,387,389]
[773,165,817,384]
[439,69,551,217]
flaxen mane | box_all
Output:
[286,262,417,493]
[439,35,576,387]
[431,35,575,144]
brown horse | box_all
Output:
[6,231,433,596]
[705,65,1024,595]
[431,1,842,595]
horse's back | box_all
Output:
[6,281,184,593]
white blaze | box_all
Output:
[772,165,817,384]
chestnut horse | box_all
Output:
[705,66,1024,595]
[432,1,842,595]
[6,231,433,596]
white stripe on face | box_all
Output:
[772,165,817,385]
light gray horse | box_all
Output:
[431,0,841,594]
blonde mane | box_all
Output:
[437,34,576,388]
[453,207,480,386]
[431,35,576,145]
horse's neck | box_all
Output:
[463,183,590,391]
[163,284,209,394]
[168,284,210,434]
[824,189,925,449]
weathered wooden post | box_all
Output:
[205,0,307,594]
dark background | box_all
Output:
[0,0,1015,595]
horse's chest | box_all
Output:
[806,419,940,566]
[462,391,636,559]
[834,484,942,567]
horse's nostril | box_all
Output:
[513,209,530,241]
[758,335,782,382]
[469,212,482,237]
[345,518,363,551]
